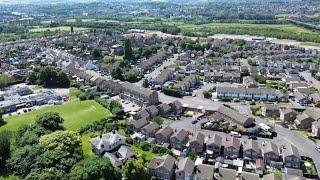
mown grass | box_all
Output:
[1,99,110,132]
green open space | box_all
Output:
[1,99,110,132]
[28,26,89,33]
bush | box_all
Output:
[163,87,183,97]
[139,142,150,151]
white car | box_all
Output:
[316,146,320,152]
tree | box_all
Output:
[35,112,64,132]
[111,67,123,80]
[187,150,197,161]
[203,90,212,99]
[0,109,5,126]
[0,131,11,172]
[69,157,121,180]
[38,67,58,87]
[7,145,45,177]
[27,71,38,85]
[92,48,101,59]
[124,38,134,61]
[39,131,83,159]
[25,168,67,180]
[57,71,70,87]
[122,159,148,180]
[39,131,83,172]
[142,78,149,88]
[0,74,10,89]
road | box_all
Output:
[300,71,320,91]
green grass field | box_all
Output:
[176,23,320,42]
[28,26,89,33]
[1,99,110,132]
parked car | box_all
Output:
[316,145,320,152]
[230,131,241,138]
[192,120,198,124]
[248,136,257,140]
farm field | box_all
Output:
[28,26,89,33]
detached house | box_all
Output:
[89,130,126,155]
[141,122,160,138]
[282,144,301,169]
[224,136,241,159]
[127,117,149,132]
[262,142,280,166]
[193,164,215,180]
[149,154,176,180]
[169,100,183,116]
[295,108,320,129]
[155,125,174,144]
[175,157,195,180]
[170,129,189,150]
[243,139,261,161]
[188,132,205,153]
[261,104,280,118]
[312,121,320,137]
[280,109,298,122]
[206,134,222,157]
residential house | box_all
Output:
[121,82,159,106]
[193,164,215,180]
[243,139,261,161]
[261,104,280,118]
[175,157,194,180]
[294,92,311,106]
[206,134,222,157]
[282,144,301,169]
[263,173,283,180]
[170,129,188,150]
[280,109,298,122]
[262,142,280,166]
[295,108,320,129]
[133,109,150,120]
[141,122,160,138]
[116,145,136,163]
[216,86,280,102]
[146,105,159,118]
[241,172,260,180]
[216,105,255,128]
[127,117,149,132]
[169,100,183,116]
[89,130,126,155]
[311,121,320,137]
[214,167,237,180]
[310,93,320,104]
[157,103,172,117]
[189,132,205,153]
[149,154,176,180]
[155,125,174,144]
[103,152,123,167]
[224,136,241,159]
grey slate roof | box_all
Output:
[262,142,279,156]
[150,154,176,171]
[282,144,300,159]
[156,125,174,138]
[175,157,194,175]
